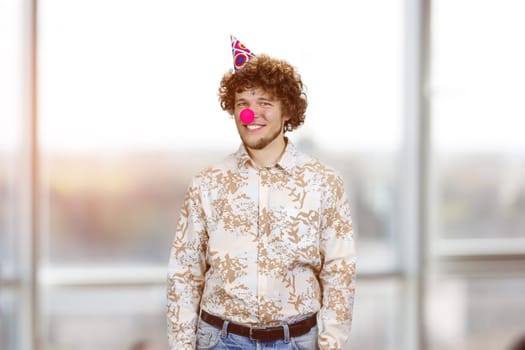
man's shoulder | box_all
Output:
[190,152,239,183]
[294,149,343,179]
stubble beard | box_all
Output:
[242,123,284,150]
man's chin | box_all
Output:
[241,127,283,151]
[242,138,268,150]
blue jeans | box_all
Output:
[196,317,319,350]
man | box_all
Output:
[167,36,356,350]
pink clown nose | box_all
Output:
[239,108,255,124]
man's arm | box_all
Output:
[167,179,208,350]
[318,173,357,350]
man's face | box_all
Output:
[233,88,289,151]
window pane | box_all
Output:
[432,0,525,239]
[1,2,27,350]
[427,276,525,350]
[0,152,18,278]
[41,286,168,350]
[0,290,20,350]
[39,0,404,273]
[319,152,400,272]
[350,279,405,350]
[42,153,207,265]
[0,0,24,280]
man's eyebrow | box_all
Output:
[258,96,275,101]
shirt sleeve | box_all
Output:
[166,178,208,350]
[318,173,357,350]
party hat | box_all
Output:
[231,35,255,71]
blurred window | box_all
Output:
[41,286,167,350]
[38,0,404,348]
[427,275,525,350]
[0,1,25,349]
[429,1,525,349]
[0,290,20,350]
[432,0,525,240]
[350,279,405,350]
[0,0,24,281]
[39,0,403,271]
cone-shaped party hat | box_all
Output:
[231,35,255,71]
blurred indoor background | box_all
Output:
[1,0,525,349]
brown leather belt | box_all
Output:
[200,310,317,342]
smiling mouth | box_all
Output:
[245,124,264,131]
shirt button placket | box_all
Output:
[257,168,269,320]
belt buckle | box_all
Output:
[249,326,266,341]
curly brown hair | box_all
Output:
[218,54,307,132]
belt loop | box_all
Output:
[220,319,229,339]
[283,323,290,343]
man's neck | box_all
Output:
[246,136,287,168]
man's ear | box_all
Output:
[282,116,291,131]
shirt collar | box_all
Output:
[235,138,299,175]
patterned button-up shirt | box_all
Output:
[167,141,356,349]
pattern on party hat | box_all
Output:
[231,35,255,71]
